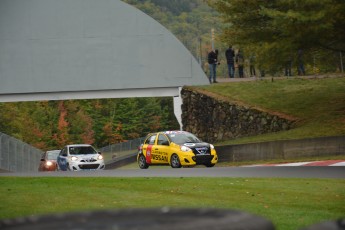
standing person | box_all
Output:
[285,56,292,76]
[236,49,244,78]
[225,46,235,78]
[297,49,305,76]
[249,53,256,77]
[207,49,219,83]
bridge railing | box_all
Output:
[0,132,43,172]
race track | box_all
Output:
[1,166,344,178]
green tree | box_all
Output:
[209,0,345,73]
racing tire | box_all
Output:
[205,163,215,168]
[170,154,182,168]
[138,154,149,169]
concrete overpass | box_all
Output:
[0,0,209,128]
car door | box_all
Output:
[57,147,68,171]
[154,133,170,163]
[150,133,167,164]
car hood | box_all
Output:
[72,154,101,160]
[47,159,57,162]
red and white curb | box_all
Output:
[243,160,345,167]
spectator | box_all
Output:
[285,56,292,76]
[225,46,235,78]
[297,49,305,75]
[208,49,219,83]
[236,49,244,78]
[249,53,256,77]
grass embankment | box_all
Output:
[1,177,344,230]
[197,76,345,145]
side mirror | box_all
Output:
[62,153,67,157]
[98,152,102,155]
[40,159,45,162]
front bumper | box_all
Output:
[41,165,58,171]
[180,153,218,166]
[69,161,105,171]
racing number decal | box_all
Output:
[146,145,153,164]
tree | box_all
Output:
[209,0,345,73]
[53,101,69,147]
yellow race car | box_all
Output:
[137,131,218,169]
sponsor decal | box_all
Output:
[151,154,168,162]
[146,145,153,164]
[184,143,195,147]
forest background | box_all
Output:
[0,0,344,151]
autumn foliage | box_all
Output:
[0,98,179,151]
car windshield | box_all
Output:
[47,151,60,160]
[69,146,97,155]
[166,132,201,145]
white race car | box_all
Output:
[57,144,105,171]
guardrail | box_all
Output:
[99,137,145,164]
[216,135,345,162]
[0,132,144,172]
[0,132,43,172]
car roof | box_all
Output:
[65,144,93,147]
[146,130,189,136]
[162,130,189,135]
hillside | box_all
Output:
[196,75,345,145]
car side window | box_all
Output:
[157,134,169,146]
[144,135,152,145]
[60,148,66,156]
[148,135,156,145]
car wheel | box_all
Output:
[138,154,149,169]
[205,163,215,168]
[170,154,182,168]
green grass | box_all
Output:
[197,76,345,145]
[0,177,344,230]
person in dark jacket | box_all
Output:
[297,49,305,76]
[236,49,244,78]
[208,49,219,83]
[225,46,235,78]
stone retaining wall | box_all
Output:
[181,87,295,143]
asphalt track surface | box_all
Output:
[0,166,344,178]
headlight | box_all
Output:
[97,155,103,160]
[180,145,191,152]
[210,144,215,149]
[46,161,53,166]
[71,156,78,161]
